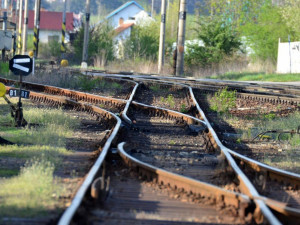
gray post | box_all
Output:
[151,0,154,17]
[158,0,166,74]
[18,0,23,54]
[22,0,28,54]
[3,0,8,9]
[33,0,41,58]
[81,0,90,68]
[288,35,292,73]
[2,12,7,61]
[176,0,187,76]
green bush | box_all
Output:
[210,87,237,113]
[124,21,159,60]
[240,1,293,62]
[39,39,61,59]
[73,22,115,66]
[185,16,241,67]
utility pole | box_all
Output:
[151,0,154,17]
[61,0,67,59]
[2,0,8,9]
[18,0,23,54]
[33,0,41,58]
[22,0,28,54]
[81,0,90,68]
[13,0,19,56]
[2,12,7,61]
[176,0,187,76]
[158,0,166,74]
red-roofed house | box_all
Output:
[27,10,74,43]
[104,1,153,58]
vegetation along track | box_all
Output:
[1,74,300,224]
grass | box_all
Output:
[256,112,300,146]
[0,160,63,217]
[1,107,79,147]
[210,87,237,114]
[160,94,175,108]
[180,104,188,113]
[0,98,78,218]
[0,145,70,166]
[149,85,161,92]
[210,72,300,82]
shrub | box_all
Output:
[210,87,237,113]
[185,16,242,67]
[72,22,115,66]
[124,21,159,60]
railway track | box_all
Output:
[0,74,300,224]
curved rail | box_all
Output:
[121,81,139,124]
[189,86,298,224]
[58,111,121,225]
[117,142,251,216]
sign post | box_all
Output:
[9,54,33,127]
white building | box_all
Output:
[104,1,153,58]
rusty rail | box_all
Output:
[117,142,251,217]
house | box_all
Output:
[27,10,75,43]
[104,1,153,58]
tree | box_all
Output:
[241,1,293,62]
[124,21,159,60]
[185,16,241,67]
[280,0,300,38]
[73,22,115,66]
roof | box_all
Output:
[28,10,74,31]
[106,1,144,19]
[115,22,135,34]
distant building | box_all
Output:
[27,10,75,43]
[104,1,153,58]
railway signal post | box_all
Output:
[9,54,33,127]
[176,0,187,76]
[158,0,166,74]
[81,0,90,69]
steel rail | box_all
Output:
[130,101,206,127]
[78,69,300,96]
[58,115,121,225]
[189,85,300,220]
[53,104,122,225]
[188,87,286,225]
[227,149,300,189]
[122,97,277,223]
[2,75,298,223]
[0,77,128,106]
[121,81,139,124]
[117,142,251,216]
[81,72,300,106]
[1,86,123,225]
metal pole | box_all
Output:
[61,0,67,59]
[3,0,8,9]
[288,35,292,74]
[33,0,41,58]
[151,0,154,17]
[22,0,28,54]
[13,0,18,57]
[176,0,187,76]
[16,0,19,24]
[2,12,7,61]
[81,0,90,68]
[18,0,23,54]
[158,0,166,74]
